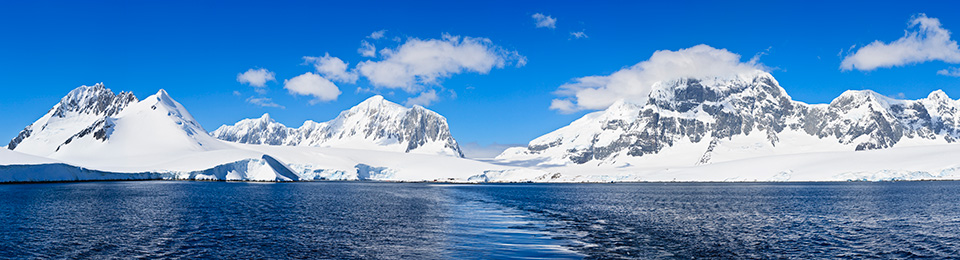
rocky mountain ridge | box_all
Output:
[498,71,960,166]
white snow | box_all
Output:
[0,149,62,165]
[477,143,960,182]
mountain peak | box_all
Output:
[155,89,172,101]
[62,83,112,103]
[364,95,385,102]
[838,89,881,97]
[927,89,951,101]
[351,95,406,113]
[52,83,138,118]
[355,95,391,107]
[832,89,892,107]
[608,98,642,110]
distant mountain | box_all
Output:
[497,70,960,166]
[211,95,464,157]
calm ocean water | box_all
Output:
[1,181,958,259]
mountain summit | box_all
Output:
[211,95,464,157]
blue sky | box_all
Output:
[2,1,960,156]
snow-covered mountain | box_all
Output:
[5,84,302,181]
[8,83,139,155]
[47,88,238,163]
[211,95,464,157]
[497,70,960,167]
[8,84,234,162]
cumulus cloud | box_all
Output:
[283,72,341,104]
[356,34,525,92]
[368,30,387,40]
[550,44,765,113]
[939,67,960,77]
[841,14,960,71]
[358,41,376,57]
[404,89,439,106]
[549,99,577,112]
[532,13,556,29]
[245,96,285,109]
[237,68,276,93]
[303,53,358,83]
[570,31,588,39]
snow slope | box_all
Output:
[233,144,542,181]
[478,143,960,182]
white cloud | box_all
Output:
[550,44,765,113]
[236,68,276,93]
[356,34,525,92]
[570,31,588,39]
[841,14,960,71]
[532,13,556,29]
[303,53,358,83]
[358,41,376,57]
[368,30,387,40]
[245,96,285,109]
[404,89,439,106]
[283,72,341,104]
[549,99,577,114]
[939,67,960,77]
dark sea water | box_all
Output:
[1,181,959,259]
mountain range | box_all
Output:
[4,72,960,183]
[210,95,463,157]
[497,71,960,168]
